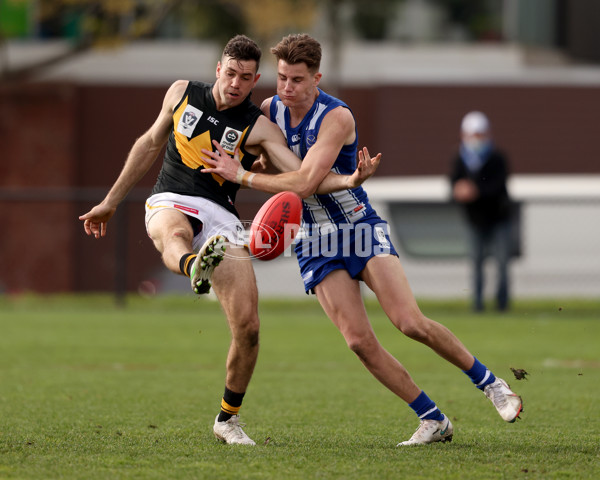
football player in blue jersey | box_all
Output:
[201,33,523,446]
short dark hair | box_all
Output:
[270,34,321,72]
[222,35,262,71]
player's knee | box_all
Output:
[240,326,260,350]
[247,328,260,348]
[396,315,429,341]
[170,226,193,243]
[151,226,193,253]
[232,315,260,348]
[346,334,378,362]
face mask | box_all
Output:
[464,138,490,154]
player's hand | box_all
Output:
[201,140,245,183]
[79,203,117,238]
[348,147,381,189]
[250,155,269,174]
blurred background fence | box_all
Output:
[1,0,599,299]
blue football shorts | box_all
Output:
[294,212,398,293]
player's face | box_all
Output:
[276,60,321,110]
[215,56,260,110]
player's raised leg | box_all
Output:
[146,208,196,275]
[146,208,227,295]
[210,244,260,445]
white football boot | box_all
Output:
[397,415,453,446]
[190,235,226,295]
[213,415,256,445]
[484,378,523,422]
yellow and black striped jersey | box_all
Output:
[151,81,262,217]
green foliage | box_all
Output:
[174,1,247,44]
[350,0,402,41]
[0,0,30,38]
[431,0,503,41]
[0,295,599,479]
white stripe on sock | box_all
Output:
[418,406,439,419]
[476,370,491,387]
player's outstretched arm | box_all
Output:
[255,144,381,192]
[201,108,371,196]
[79,80,185,238]
[78,129,161,238]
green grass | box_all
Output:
[0,294,598,479]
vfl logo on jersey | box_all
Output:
[220,127,243,154]
[235,223,245,244]
[306,134,317,148]
[176,105,203,138]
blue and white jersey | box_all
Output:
[269,88,374,234]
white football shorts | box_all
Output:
[145,192,246,252]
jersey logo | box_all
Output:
[220,127,243,154]
[302,270,314,282]
[174,204,199,215]
[177,105,203,138]
[375,226,390,248]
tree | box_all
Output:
[0,0,322,85]
[1,0,189,84]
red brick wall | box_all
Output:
[342,84,600,177]
[0,84,79,293]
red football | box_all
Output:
[249,191,302,261]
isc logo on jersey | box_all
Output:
[177,105,203,138]
[220,127,243,154]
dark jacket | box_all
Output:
[449,149,511,228]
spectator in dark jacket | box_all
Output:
[450,111,513,312]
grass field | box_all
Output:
[0,294,598,479]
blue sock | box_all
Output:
[463,357,496,390]
[409,391,445,421]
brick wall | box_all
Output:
[1,81,598,293]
